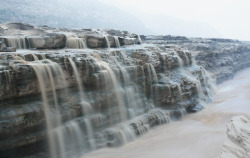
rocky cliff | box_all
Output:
[144,36,250,84]
[0,23,249,158]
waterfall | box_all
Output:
[183,51,190,65]
[12,56,69,158]
[45,63,67,158]
[113,59,144,118]
[32,59,69,158]
[146,63,158,84]
[66,38,87,49]
[97,60,127,121]
[89,55,128,122]
[68,57,92,113]
[176,54,184,68]
[44,60,69,97]
[104,35,110,48]
[5,36,27,49]
[33,65,57,158]
[3,68,11,84]
[170,81,183,103]
[149,64,158,82]
[0,44,217,158]
[67,121,84,151]
[32,54,39,61]
[137,34,142,44]
[200,68,216,101]
[83,118,96,150]
[177,50,190,66]
[114,36,120,48]
[179,67,210,108]
[61,120,86,156]
[26,37,32,49]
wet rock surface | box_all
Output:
[0,23,140,50]
[0,46,212,157]
[0,23,249,158]
[144,36,250,84]
[221,115,250,158]
[184,42,250,84]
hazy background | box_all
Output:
[0,0,249,40]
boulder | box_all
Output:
[221,114,250,158]
[124,38,136,45]
[86,35,104,48]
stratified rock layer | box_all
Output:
[185,42,250,84]
[0,23,249,158]
[0,46,212,157]
[144,36,250,84]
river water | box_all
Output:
[82,67,250,158]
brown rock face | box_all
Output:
[0,23,250,158]
[0,44,214,157]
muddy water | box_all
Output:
[82,68,250,158]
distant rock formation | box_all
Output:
[144,35,250,84]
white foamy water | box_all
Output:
[82,68,250,158]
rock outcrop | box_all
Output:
[0,44,212,157]
[0,23,250,158]
[183,42,250,84]
[26,33,66,49]
[221,115,250,158]
[0,23,141,50]
[144,36,250,84]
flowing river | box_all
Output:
[82,68,250,158]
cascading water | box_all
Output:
[64,121,85,153]
[66,38,87,49]
[183,50,190,65]
[113,57,144,119]
[68,57,92,113]
[12,56,68,158]
[176,54,184,68]
[32,54,39,61]
[5,36,27,49]
[146,63,158,98]
[104,35,110,48]
[177,50,190,66]
[137,34,142,44]
[149,63,158,82]
[83,118,96,150]
[3,69,11,88]
[114,36,120,48]
[94,58,128,122]
[0,45,215,158]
